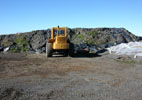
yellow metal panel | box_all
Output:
[53,43,69,50]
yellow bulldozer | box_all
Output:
[46,26,70,57]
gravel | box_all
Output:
[0,53,142,100]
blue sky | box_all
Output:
[0,0,142,36]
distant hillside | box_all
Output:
[0,28,142,53]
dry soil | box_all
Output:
[0,52,142,100]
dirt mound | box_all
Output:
[0,88,22,100]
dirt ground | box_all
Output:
[0,52,142,100]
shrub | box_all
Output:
[10,34,28,52]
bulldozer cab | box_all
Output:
[48,27,67,43]
[51,27,67,39]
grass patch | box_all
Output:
[71,33,96,45]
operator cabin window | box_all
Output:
[59,30,65,35]
[53,30,65,36]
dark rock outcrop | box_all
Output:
[69,28,141,53]
[0,28,141,53]
[70,28,139,45]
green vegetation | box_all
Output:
[10,34,28,53]
[85,39,95,45]
[72,34,84,40]
[71,32,97,45]
[86,32,94,35]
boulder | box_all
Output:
[30,31,46,50]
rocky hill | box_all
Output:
[0,28,141,53]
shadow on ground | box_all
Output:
[71,49,108,58]
[72,52,102,58]
[52,51,106,58]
